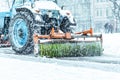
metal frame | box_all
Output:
[33,27,103,55]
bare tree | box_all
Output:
[110,0,120,32]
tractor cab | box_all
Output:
[0,0,11,45]
[0,0,11,29]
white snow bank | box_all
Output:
[103,33,120,57]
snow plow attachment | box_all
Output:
[33,28,103,57]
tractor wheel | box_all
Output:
[60,16,73,33]
[9,13,34,54]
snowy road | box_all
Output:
[0,47,120,73]
[0,33,120,80]
[1,55,120,80]
[0,47,120,80]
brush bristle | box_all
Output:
[39,42,103,58]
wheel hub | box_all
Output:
[12,19,28,48]
[18,29,24,38]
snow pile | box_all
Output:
[103,33,120,57]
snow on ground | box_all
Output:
[0,56,120,80]
[0,33,120,80]
[103,33,120,57]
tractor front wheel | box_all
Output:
[60,16,72,33]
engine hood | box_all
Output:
[34,1,61,10]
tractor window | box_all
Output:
[24,0,31,2]
[14,0,24,6]
[0,0,10,11]
[14,0,31,6]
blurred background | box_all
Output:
[44,0,120,33]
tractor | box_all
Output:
[0,0,76,54]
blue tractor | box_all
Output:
[0,0,76,54]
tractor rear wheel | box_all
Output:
[9,13,34,54]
